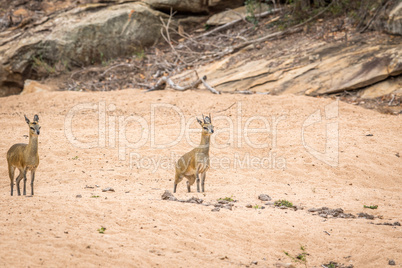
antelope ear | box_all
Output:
[33,114,39,122]
[197,117,203,125]
[25,115,30,124]
[209,113,211,122]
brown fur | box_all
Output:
[7,114,40,196]
[174,114,214,193]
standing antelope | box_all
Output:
[7,114,40,196]
[174,114,214,193]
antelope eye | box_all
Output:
[203,127,207,130]
[30,127,34,130]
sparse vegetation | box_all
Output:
[245,0,260,26]
[97,227,106,234]
[32,55,56,75]
[364,205,378,209]
[284,245,308,267]
[218,196,235,202]
[275,199,293,207]
[91,195,100,198]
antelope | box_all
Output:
[174,114,214,193]
[7,114,40,196]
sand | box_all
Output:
[0,89,401,267]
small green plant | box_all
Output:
[134,49,145,60]
[284,245,308,267]
[253,204,262,209]
[91,195,100,198]
[98,227,106,234]
[275,199,293,207]
[327,262,336,268]
[245,0,259,26]
[218,196,234,202]
[72,156,79,160]
[364,205,378,209]
[32,55,56,74]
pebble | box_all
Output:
[258,194,272,201]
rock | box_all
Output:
[275,262,295,268]
[102,187,115,192]
[20,80,53,95]
[258,194,272,201]
[186,197,203,204]
[359,76,402,99]
[76,194,82,198]
[389,259,396,265]
[161,190,177,201]
[246,204,253,208]
[178,35,401,99]
[207,4,271,26]
[211,207,220,212]
[0,3,167,95]
[143,0,209,13]
[385,2,402,35]
[357,212,375,220]
[144,0,243,14]
[223,204,233,210]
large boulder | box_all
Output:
[385,2,402,35]
[0,2,167,95]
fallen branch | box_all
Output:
[196,8,281,39]
[216,102,236,113]
[100,63,137,78]
[198,74,220,94]
[360,0,390,33]
[146,75,202,92]
[227,1,334,55]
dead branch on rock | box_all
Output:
[195,8,281,39]
[146,75,202,92]
[197,72,220,94]
[147,71,220,94]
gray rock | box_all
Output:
[389,259,396,265]
[258,194,272,201]
[385,3,402,35]
[0,3,167,95]
[161,190,177,201]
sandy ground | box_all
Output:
[0,89,401,267]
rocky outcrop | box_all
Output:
[176,36,401,97]
[385,2,402,35]
[0,2,167,94]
